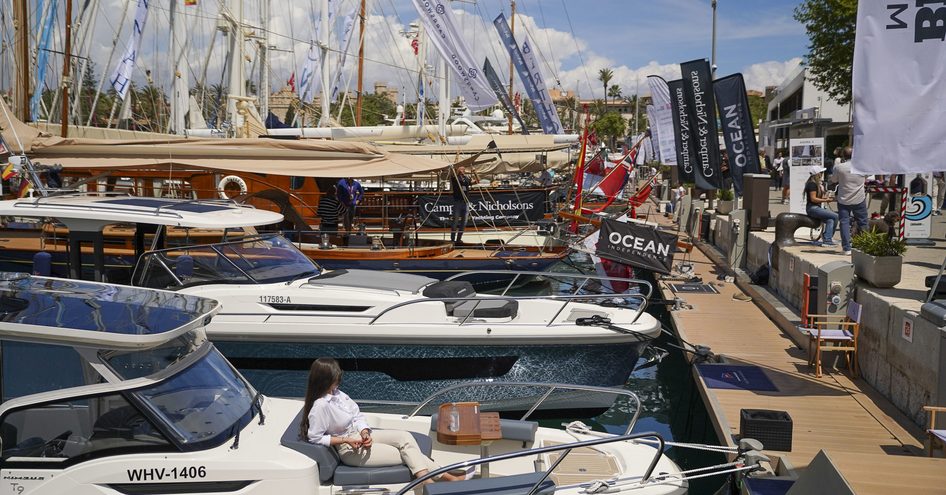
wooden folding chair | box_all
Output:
[797,300,861,378]
[924,406,946,457]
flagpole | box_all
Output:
[506,0,515,134]
[711,0,718,78]
[355,0,366,125]
[60,0,74,137]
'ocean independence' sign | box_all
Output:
[417,191,546,228]
[680,59,722,189]
[594,219,678,275]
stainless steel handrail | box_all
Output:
[394,431,667,495]
[443,270,654,299]
[366,293,649,327]
[405,381,642,435]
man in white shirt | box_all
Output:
[830,147,868,255]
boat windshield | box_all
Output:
[130,348,257,450]
[134,235,320,290]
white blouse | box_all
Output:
[306,389,371,446]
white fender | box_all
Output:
[218,175,248,199]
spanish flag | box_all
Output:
[1,163,15,180]
[17,179,31,198]
[184,0,198,5]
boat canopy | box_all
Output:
[0,273,219,350]
[384,134,573,174]
[0,100,460,179]
[0,194,284,230]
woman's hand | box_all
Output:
[345,437,363,448]
[360,429,373,448]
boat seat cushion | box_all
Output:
[429,414,537,443]
[423,472,556,495]
[424,281,476,312]
[451,300,518,319]
[280,409,432,484]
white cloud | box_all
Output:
[741,58,803,91]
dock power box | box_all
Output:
[816,261,855,317]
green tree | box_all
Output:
[794,0,857,105]
[591,111,626,148]
[607,84,622,104]
[597,68,613,108]
[747,94,767,127]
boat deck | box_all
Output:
[648,210,946,493]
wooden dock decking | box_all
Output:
[648,212,946,493]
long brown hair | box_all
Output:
[300,358,343,439]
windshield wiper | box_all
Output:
[253,391,266,425]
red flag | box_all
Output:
[17,179,31,198]
[287,73,296,93]
[411,39,419,55]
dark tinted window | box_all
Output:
[2,342,89,402]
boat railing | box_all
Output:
[443,270,654,299]
[14,191,259,221]
[403,381,643,435]
[395,431,667,495]
[367,292,649,327]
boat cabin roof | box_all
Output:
[0,193,283,231]
[0,273,219,350]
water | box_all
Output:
[534,254,729,495]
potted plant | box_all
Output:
[851,229,907,288]
[716,188,735,215]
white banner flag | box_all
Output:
[330,12,357,102]
[298,0,336,104]
[646,76,677,165]
[646,105,660,163]
[412,0,497,111]
[521,34,563,134]
[109,0,150,100]
[852,2,946,174]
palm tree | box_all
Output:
[597,68,614,104]
[608,84,622,104]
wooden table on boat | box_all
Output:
[436,402,501,478]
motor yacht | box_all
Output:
[0,274,691,494]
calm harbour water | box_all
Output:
[539,253,728,495]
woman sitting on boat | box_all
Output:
[301,358,463,483]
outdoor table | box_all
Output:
[436,402,502,478]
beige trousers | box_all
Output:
[336,430,438,476]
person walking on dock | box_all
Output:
[830,147,868,255]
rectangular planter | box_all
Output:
[852,249,902,288]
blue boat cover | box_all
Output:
[99,197,232,213]
[0,273,216,334]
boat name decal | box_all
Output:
[126,466,207,482]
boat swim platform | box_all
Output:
[640,205,946,494]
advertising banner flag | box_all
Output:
[595,219,678,275]
[713,73,761,195]
[483,58,528,133]
[109,0,150,100]
[680,59,722,189]
[646,76,677,165]
[416,191,546,227]
[493,13,555,134]
[646,105,661,163]
[852,2,946,174]
[520,34,564,134]
[413,0,498,111]
[667,79,700,186]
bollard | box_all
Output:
[32,251,52,276]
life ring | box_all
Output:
[217,175,248,199]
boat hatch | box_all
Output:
[0,273,218,349]
[133,235,321,290]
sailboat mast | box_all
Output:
[60,0,75,137]
[259,0,270,118]
[355,0,366,126]
[227,0,246,134]
[506,0,515,134]
[318,0,330,126]
[13,0,30,121]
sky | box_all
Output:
[4,0,809,109]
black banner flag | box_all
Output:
[483,59,529,134]
[417,191,546,228]
[668,79,699,186]
[680,59,722,190]
[594,219,678,275]
[714,73,761,195]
